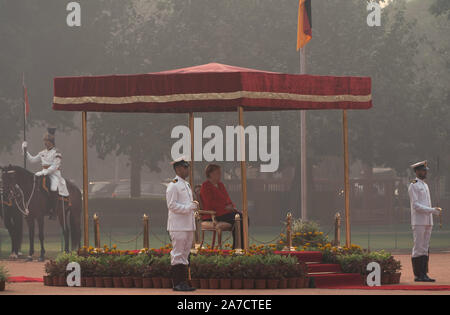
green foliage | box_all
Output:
[0,264,10,282]
[335,250,401,275]
[279,219,329,249]
[48,251,304,280]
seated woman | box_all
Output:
[200,164,245,249]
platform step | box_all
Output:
[307,263,342,274]
[310,273,364,288]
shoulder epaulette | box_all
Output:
[411,179,418,184]
[172,179,178,183]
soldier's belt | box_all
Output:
[42,165,60,170]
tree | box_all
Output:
[430,0,450,19]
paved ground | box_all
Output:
[1,253,450,295]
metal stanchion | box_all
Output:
[194,211,201,249]
[282,212,295,251]
[93,213,100,248]
[234,214,243,254]
[334,212,341,246]
[143,214,149,249]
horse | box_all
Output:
[1,165,82,261]
[0,183,23,259]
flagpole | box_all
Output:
[300,47,307,220]
[22,73,27,170]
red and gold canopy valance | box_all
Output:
[53,63,372,113]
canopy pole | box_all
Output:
[238,106,249,250]
[189,112,195,192]
[300,47,307,220]
[82,111,89,247]
[342,110,351,247]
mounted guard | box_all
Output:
[21,128,69,220]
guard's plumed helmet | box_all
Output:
[43,128,56,145]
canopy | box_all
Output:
[53,63,372,113]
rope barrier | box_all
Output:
[249,234,282,245]
[150,230,170,246]
[109,230,143,245]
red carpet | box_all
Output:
[307,263,342,274]
[322,285,450,291]
[8,276,43,283]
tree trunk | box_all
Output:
[130,144,142,198]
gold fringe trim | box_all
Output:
[54,91,371,105]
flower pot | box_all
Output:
[254,279,266,289]
[152,277,162,288]
[278,279,288,289]
[103,277,113,288]
[43,276,51,286]
[142,278,153,288]
[57,275,67,287]
[85,277,95,287]
[243,279,254,289]
[287,278,297,289]
[304,277,310,288]
[391,273,401,284]
[231,279,243,289]
[113,277,123,288]
[122,277,134,288]
[190,279,200,289]
[199,279,209,289]
[0,281,5,291]
[95,277,104,288]
[296,277,305,288]
[209,279,219,289]
[161,278,172,288]
[133,277,143,288]
[267,279,279,289]
[220,279,231,289]
[381,273,391,285]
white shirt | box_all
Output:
[166,175,196,232]
[408,178,440,226]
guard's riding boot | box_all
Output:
[422,255,435,282]
[48,191,58,220]
[172,264,196,291]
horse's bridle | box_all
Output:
[3,171,35,217]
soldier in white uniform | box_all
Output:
[166,157,198,291]
[408,160,443,282]
[21,128,69,220]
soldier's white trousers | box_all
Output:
[412,225,432,258]
[169,231,194,266]
[49,171,69,197]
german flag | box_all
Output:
[297,0,312,50]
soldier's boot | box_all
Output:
[414,256,430,282]
[411,257,421,281]
[48,191,58,221]
[422,255,435,282]
[172,264,183,290]
[172,264,195,292]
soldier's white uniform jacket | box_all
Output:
[26,147,69,197]
[166,175,196,232]
[408,178,439,226]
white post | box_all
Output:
[300,47,307,220]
